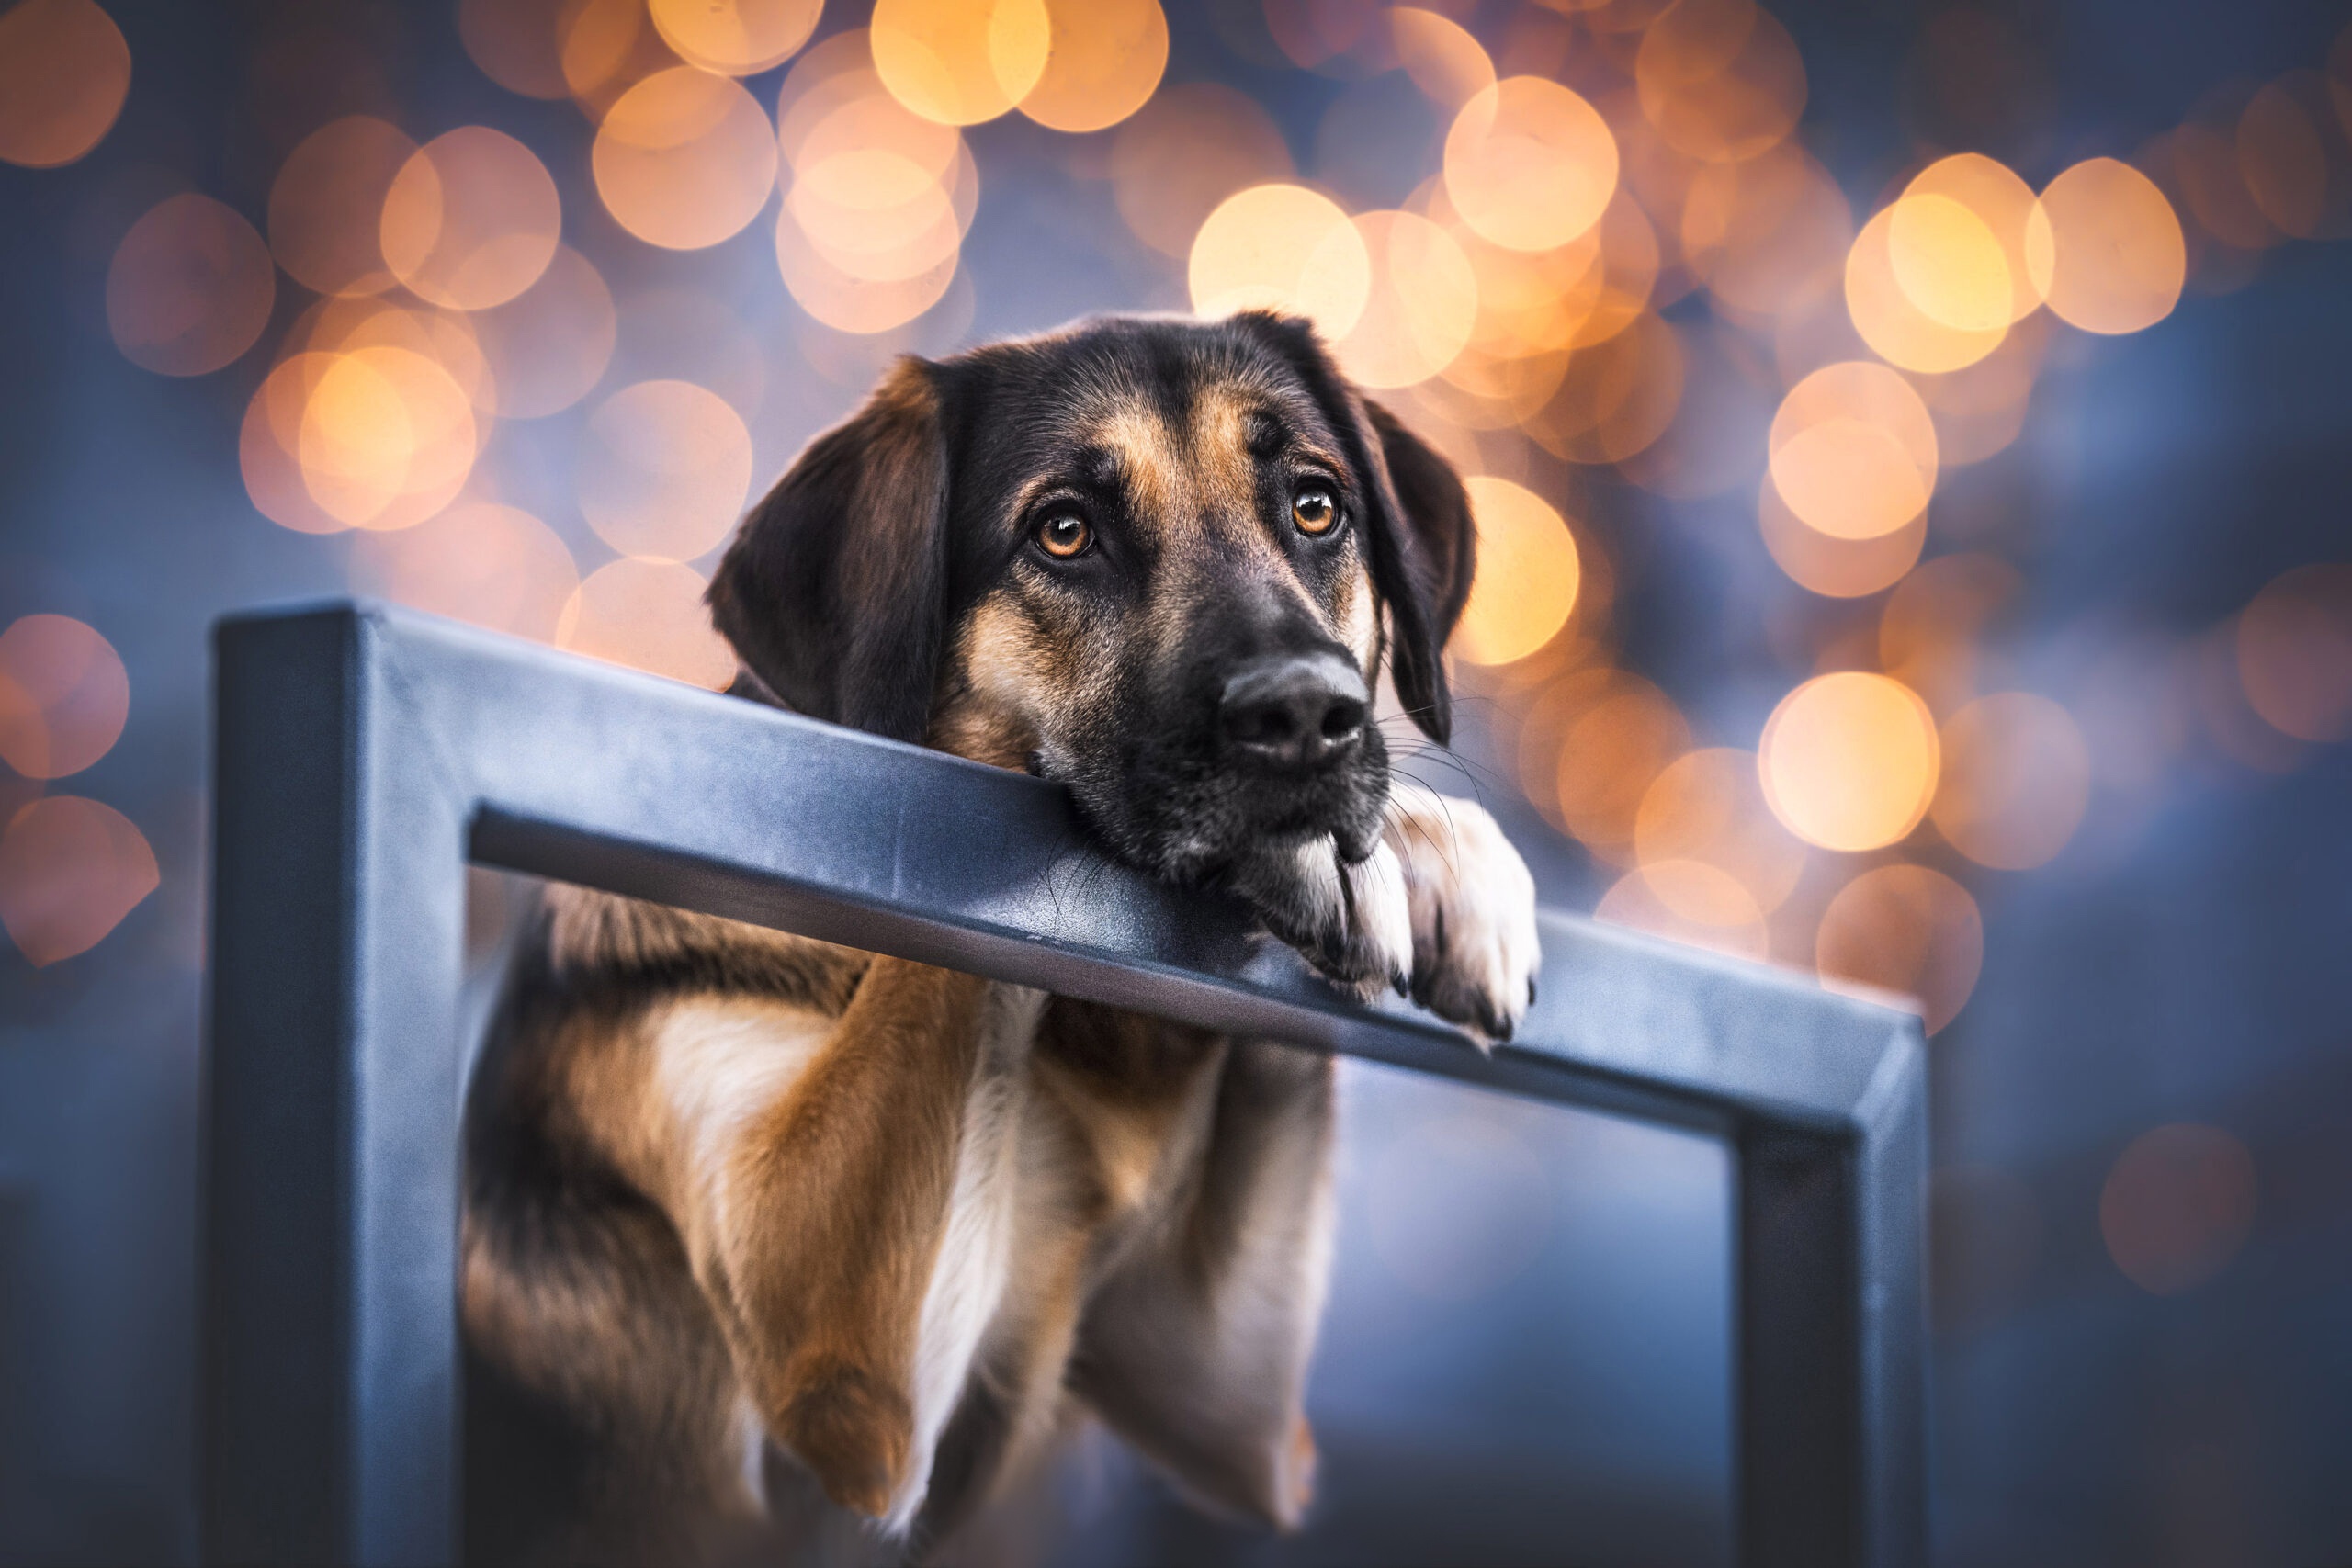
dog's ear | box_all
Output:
[707,357,951,743]
[1230,313,1476,745]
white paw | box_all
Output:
[1383,791,1542,1045]
[1230,836,1414,1002]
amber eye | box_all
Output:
[1036,512,1092,559]
[1292,486,1339,536]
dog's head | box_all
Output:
[708,312,1475,886]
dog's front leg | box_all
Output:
[671,961,1043,1529]
[1382,788,1541,1043]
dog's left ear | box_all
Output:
[707,357,951,743]
[1233,313,1476,745]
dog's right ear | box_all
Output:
[707,358,951,744]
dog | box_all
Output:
[459,312,1542,1565]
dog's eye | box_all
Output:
[1035,512,1092,559]
[1292,486,1339,536]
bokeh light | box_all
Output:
[1331,210,1478,389]
[267,117,417,298]
[1847,202,2007,372]
[105,194,276,377]
[1442,77,1619,254]
[1768,361,1939,541]
[0,795,158,967]
[559,558,737,689]
[870,0,1050,127]
[0,0,130,169]
[348,502,579,642]
[2025,157,2187,335]
[559,0,687,119]
[2234,562,2352,740]
[2235,80,2330,241]
[1017,0,1168,134]
[1634,0,1807,164]
[1595,860,1770,960]
[1554,674,1691,862]
[0,616,129,781]
[458,0,571,99]
[1815,862,1983,1032]
[1453,476,1580,665]
[469,244,616,419]
[1522,310,1685,464]
[1110,83,1294,258]
[1188,183,1372,338]
[1390,7,1494,111]
[291,346,480,531]
[380,126,561,310]
[1757,472,1925,597]
[594,66,777,250]
[1894,154,2044,326]
[1879,552,2020,716]
[1634,747,1806,916]
[576,380,752,563]
[1759,671,1940,852]
[2100,1123,2257,1295]
[1681,142,1853,326]
[1930,693,2092,871]
[647,0,821,77]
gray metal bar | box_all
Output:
[203,601,1925,1566]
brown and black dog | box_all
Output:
[460,312,1541,1565]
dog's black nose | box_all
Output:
[1219,654,1368,773]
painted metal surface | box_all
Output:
[202,601,1925,1566]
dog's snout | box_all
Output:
[1218,654,1368,773]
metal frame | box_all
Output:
[201,602,1925,1567]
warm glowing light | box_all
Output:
[871,0,1050,127]
[1634,0,1807,164]
[268,117,419,298]
[296,346,480,531]
[1759,671,1940,852]
[2235,81,2329,241]
[1017,0,1167,134]
[594,67,777,251]
[1331,211,1477,389]
[1442,77,1619,254]
[0,0,130,168]
[1454,477,1580,665]
[1878,552,2021,715]
[288,298,498,414]
[1757,474,1925,598]
[1768,362,1939,541]
[1887,194,2012,334]
[380,126,561,310]
[1110,83,1294,258]
[1634,747,1806,915]
[458,0,570,99]
[2236,563,2352,741]
[1931,693,2092,871]
[1681,143,1854,325]
[1910,312,2047,466]
[2024,158,2186,336]
[559,559,737,689]
[648,0,820,76]
[1596,861,1769,960]
[1847,204,2006,373]
[1900,153,2044,324]
[0,616,128,781]
[1554,675,1691,861]
[1188,184,1372,338]
[787,100,974,283]
[2100,1124,2256,1296]
[243,355,349,536]
[349,502,580,643]
[1523,311,1685,465]
[0,795,158,966]
[558,0,684,118]
[1815,863,1982,1032]
[1390,8,1494,110]
[469,245,616,419]
[106,194,276,377]
[577,381,752,563]
[777,213,960,333]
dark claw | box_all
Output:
[1527,979,1538,1008]
[1393,970,1410,998]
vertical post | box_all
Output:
[1736,1041,1927,1567]
[203,612,469,1566]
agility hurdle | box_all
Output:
[201,601,1925,1567]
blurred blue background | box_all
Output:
[2,0,2348,1563]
